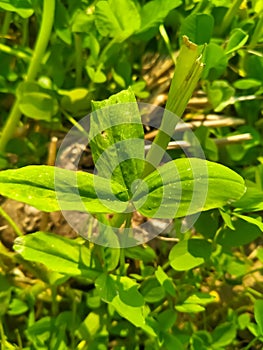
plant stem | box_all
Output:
[248,13,263,50]
[143,36,204,177]
[0,319,6,350]
[0,206,23,236]
[74,33,83,87]
[0,11,12,43]
[159,24,176,66]
[0,0,56,153]
[220,0,243,35]
[21,18,29,47]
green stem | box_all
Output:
[74,33,83,87]
[143,36,204,177]
[244,336,259,350]
[21,18,29,47]
[220,0,243,35]
[159,24,176,66]
[0,206,23,236]
[248,13,263,50]
[0,319,6,350]
[1,11,12,43]
[0,43,31,60]
[0,0,55,153]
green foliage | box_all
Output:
[0,0,263,349]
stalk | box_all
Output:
[143,36,204,177]
[220,0,243,35]
[0,0,56,153]
[248,13,263,50]
[0,11,12,43]
[74,33,83,87]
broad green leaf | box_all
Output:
[86,66,107,83]
[155,266,176,296]
[54,0,72,45]
[110,296,156,336]
[8,299,28,316]
[206,80,235,112]
[17,82,58,121]
[90,88,144,192]
[180,13,214,45]
[60,88,91,114]
[95,0,141,42]
[133,158,245,219]
[125,245,156,263]
[244,55,263,83]
[96,273,155,335]
[157,310,177,331]
[216,218,261,247]
[212,322,236,348]
[140,277,165,303]
[175,304,205,313]
[225,28,249,55]
[96,273,144,307]
[0,0,33,18]
[161,333,184,350]
[184,292,216,306]
[233,213,263,231]
[136,0,182,36]
[18,91,59,121]
[0,165,129,213]
[202,43,228,80]
[13,232,102,279]
[234,79,262,90]
[255,299,263,335]
[169,239,212,271]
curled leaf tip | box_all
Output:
[182,35,197,50]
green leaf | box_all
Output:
[202,43,228,80]
[206,80,235,112]
[13,232,102,279]
[155,266,176,296]
[0,0,34,18]
[110,296,155,336]
[0,165,129,213]
[225,28,249,54]
[169,239,212,271]
[60,88,91,114]
[8,298,28,316]
[180,13,214,45]
[95,0,141,42]
[184,292,216,306]
[136,0,182,36]
[54,0,72,45]
[95,273,155,335]
[212,322,236,348]
[254,299,263,335]
[86,66,107,83]
[233,186,263,212]
[133,158,245,219]
[140,278,166,303]
[18,91,59,121]
[175,304,205,313]
[125,245,156,263]
[216,218,261,248]
[17,82,58,121]
[157,310,177,331]
[96,273,144,307]
[233,79,262,90]
[90,88,145,192]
